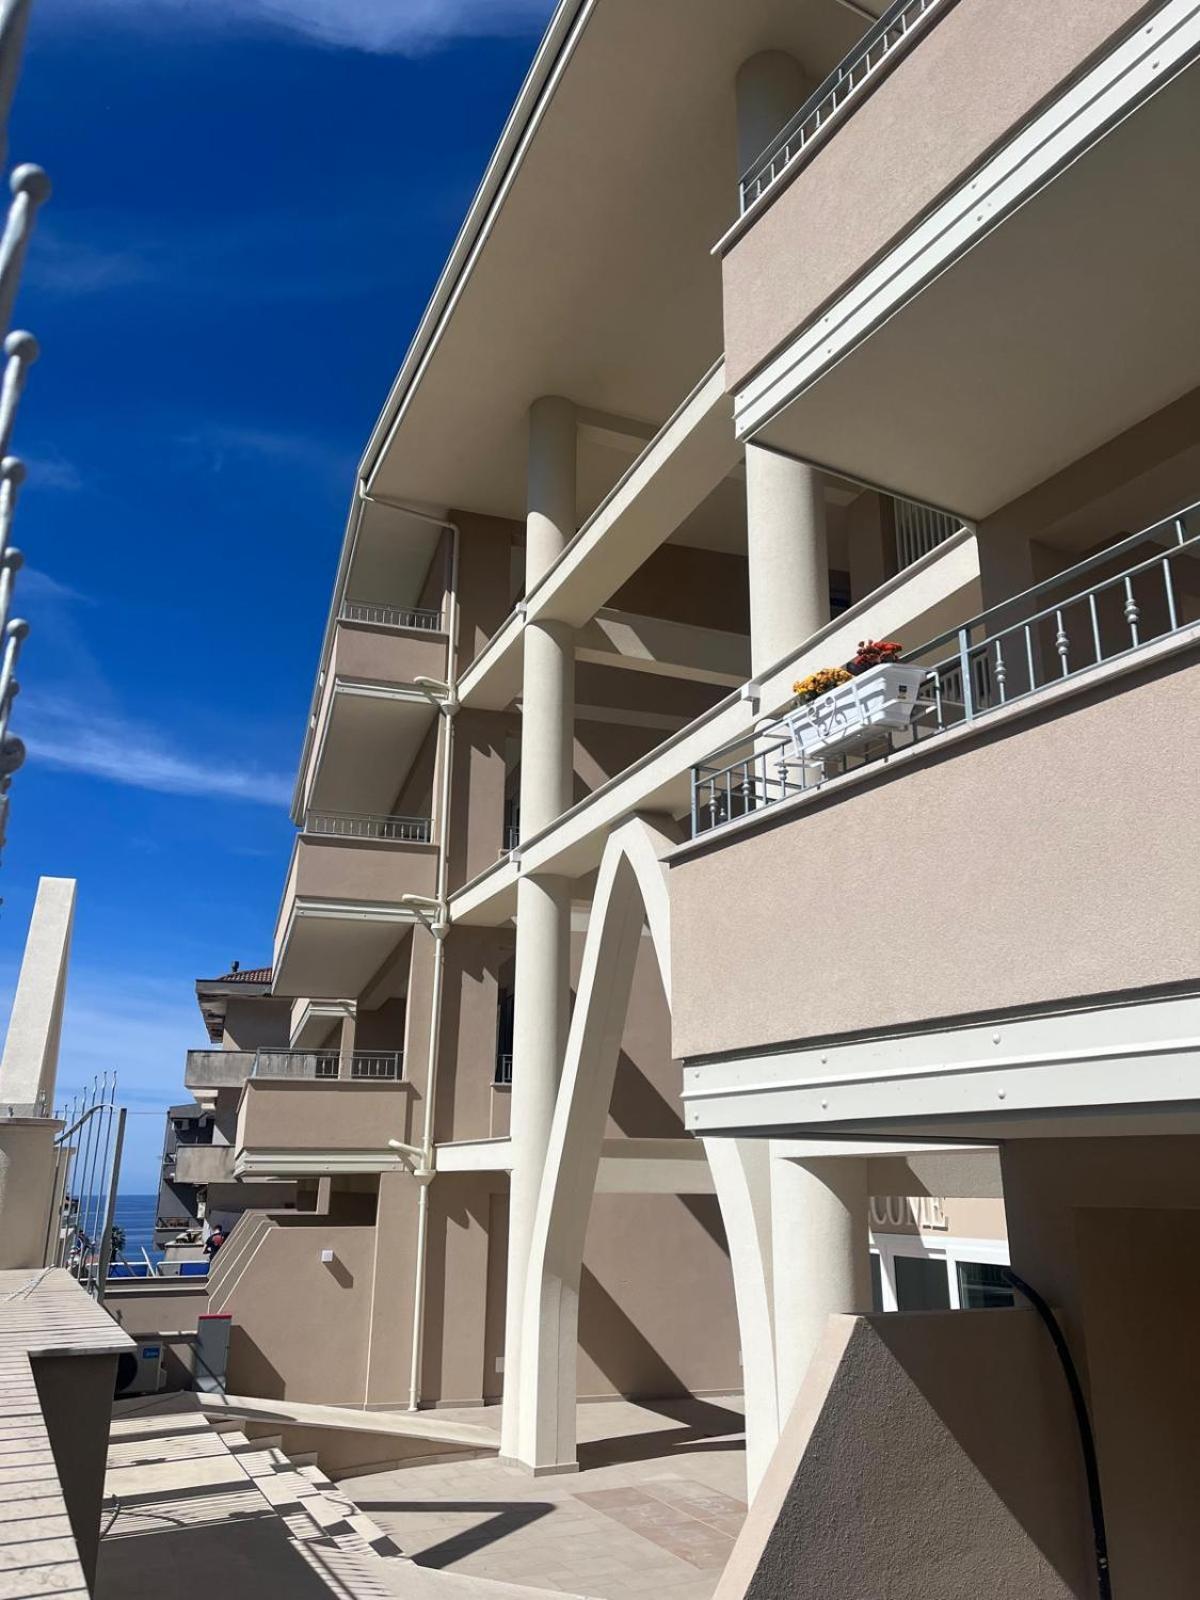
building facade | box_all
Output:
[169,1,1200,1594]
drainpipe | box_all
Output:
[361,488,460,1414]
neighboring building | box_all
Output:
[149,1,1200,1595]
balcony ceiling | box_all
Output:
[308,687,436,815]
[754,61,1200,521]
[274,912,414,1002]
[362,0,873,523]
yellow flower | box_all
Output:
[793,666,852,702]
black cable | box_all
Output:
[1002,1267,1112,1600]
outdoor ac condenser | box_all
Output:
[114,1339,164,1397]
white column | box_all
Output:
[745,443,829,677]
[769,1151,871,1424]
[501,396,577,1460]
[735,50,811,179]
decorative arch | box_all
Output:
[511,814,779,1488]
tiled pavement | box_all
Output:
[340,1396,748,1600]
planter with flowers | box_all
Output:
[785,640,929,760]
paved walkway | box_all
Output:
[340,1397,747,1600]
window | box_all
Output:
[894,1253,951,1311]
[957,1259,1015,1310]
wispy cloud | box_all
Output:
[24,226,151,298]
[46,0,555,55]
[24,451,85,493]
[23,695,293,807]
[176,422,357,490]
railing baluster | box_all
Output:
[1122,577,1140,648]
[1162,556,1178,633]
[1088,592,1102,665]
[1054,609,1070,677]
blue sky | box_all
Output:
[1,0,553,1188]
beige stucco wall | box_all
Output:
[722,0,1153,388]
[290,833,438,904]
[1000,1137,1200,1596]
[221,995,291,1051]
[223,1219,376,1404]
[0,1120,58,1269]
[715,1311,1090,1600]
[672,646,1200,1060]
[237,1080,413,1154]
[331,617,447,688]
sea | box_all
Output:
[113,1192,163,1267]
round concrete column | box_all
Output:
[519,619,574,837]
[526,394,576,587]
[769,1150,872,1422]
[745,443,830,676]
[735,50,811,180]
[502,395,578,1460]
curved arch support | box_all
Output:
[513,815,677,1471]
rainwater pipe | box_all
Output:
[359,484,460,1413]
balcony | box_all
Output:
[173,1143,236,1184]
[689,502,1200,840]
[297,599,446,821]
[253,1048,403,1082]
[272,815,437,998]
[671,502,1200,1123]
[184,1048,257,1092]
[723,1,1199,519]
[234,1078,415,1179]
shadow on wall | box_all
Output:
[609,1046,684,1137]
[227,1327,287,1402]
[719,1311,1091,1600]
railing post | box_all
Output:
[957,626,974,722]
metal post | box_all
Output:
[95,1106,126,1303]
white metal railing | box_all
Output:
[740,0,949,214]
[340,598,442,632]
[495,1052,513,1086]
[895,497,962,572]
[251,1048,403,1082]
[692,500,1200,837]
[305,809,432,843]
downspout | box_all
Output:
[362,487,460,1413]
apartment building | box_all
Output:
[145,1,1200,1595]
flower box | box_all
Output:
[785,662,929,760]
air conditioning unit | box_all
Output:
[114,1339,164,1398]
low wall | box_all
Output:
[716,1310,1092,1600]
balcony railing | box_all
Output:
[740,0,949,214]
[305,809,432,843]
[495,1052,513,1086]
[692,501,1200,838]
[340,598,442,631]
[251,1048,403,1082]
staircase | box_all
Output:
[99,1400,585,1600]
[99,1403,409,1598]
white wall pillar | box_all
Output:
[745,444,829,677]
[501,395,577,1459]
[735,50,811,180]
[769,1150,871,1423]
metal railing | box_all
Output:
[895,497,962,572]
[305,809,432,843]
[692,501,1200,838]
[340,598,442,632]
[251,1048,403,1082]
[740,0,948,213]
[494,1053,513,1087]
[0,3,50,856]
[49,1073,126,1300]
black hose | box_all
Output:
[1002,1267,1112,1600]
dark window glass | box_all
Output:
[957,1260,1015,1310]
[894,1253,951,1311]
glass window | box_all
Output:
[894,1253,950,1311]
[957,1259,1015,1310]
